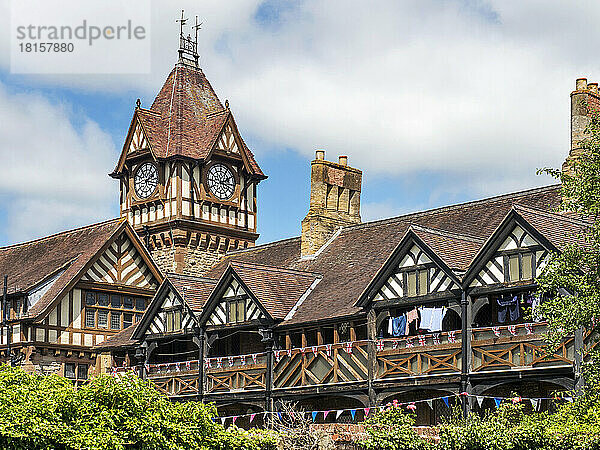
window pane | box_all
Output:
[228,303,236,323]
[522,253,533,280]
[111,295,121,308]
[123,297,134,309]
[85,292,96,306]
[135,313,142,323]
[174,310,182,331]
[135,298,145,311]
[77,364,88,380]
[98,310,108,328]
[85,309,95,328]
[418,270,428,296]
[65,363,75,379]
[98,294,109,306]
[236,300,245,322]
[166,312,173,332]
[123,313,133,329]
[406,272,417,297]
[111,312,121,330]
[509,255,519,281]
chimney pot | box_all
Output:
[576,78,588,90]
[589,83,598,94]
[315,149,325,160]
[338,155,348,166]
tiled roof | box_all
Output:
[0,219,124,320]
[513,204,589,250]
[227,262,321,320]
[206,184,565,326]
[167,273,217,312]
[120,64,264,177]
[94,324,138,350]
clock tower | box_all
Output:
[110,19,266,275]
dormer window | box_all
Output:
[404,268,429,297]
[165,309,182,332]
[227,299,246,323]
[505,252,535,282]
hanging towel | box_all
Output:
[532,295,543,322]
[429,307,446,332]
[388,317,393,335]
[392,315,407,337]
[405,308,419,335]
[418,307,434,330]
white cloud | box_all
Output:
[0,83,118,243]
[0,0,597,238]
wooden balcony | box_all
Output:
[132,322,578,399]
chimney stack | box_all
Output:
[564,77,600,173]
[301,150,362,257]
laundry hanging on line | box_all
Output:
[418,306,446,332]
[497,294,519,323]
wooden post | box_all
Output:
[574,327,584,394]
[263,328,275,416]
[367,309,377,407]
[460,290,470,419]
[193,327,205,401]
[301,330,307,385]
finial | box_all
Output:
[176,9,200,67]
[135,98,141,109]
[225,99,229,109]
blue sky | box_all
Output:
[1,1,599,246]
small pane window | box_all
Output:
[98,310,108,329]
[236,300,245,322]
[123,297,134,309]
[406,272,417,297]
[111,312,121,330]
[418,270,428,296]
[85,309,95,328]
[111,295,121,308]
[174,310,182,331]
[85,292,96,305]
[77,364,88,380]
[522,253,533,280]
[135,313,142,323]
[64,363,76,379]
[508,255,519,282]
[123,313,133,329]
[135,298,145,311]
[98,294,109,307]
[166,311,174,332]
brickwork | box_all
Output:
[564,78,600,173]
[301,152,362,257]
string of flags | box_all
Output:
[212,392,575,426]
[111,322,542,374]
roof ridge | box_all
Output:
[230,261,322,278]
[341,184,561,232]
[409,224,485,243]
[513,204,592,227]
[225,236,301,256]
[167,273,217,282]
[0,218,121,250]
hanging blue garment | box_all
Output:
[392,315,407,337]
[497,295,519,323]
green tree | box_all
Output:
[537,110,600,386]
[0,365,276,450]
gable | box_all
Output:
[372,243,459,301]
[145,285,197,336]
[206,277,265,326]
[469,223,549,288]
[128,119,149,154]
[80,231,159,290]
[214,120,239,154]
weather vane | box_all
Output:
[176,9,200,66]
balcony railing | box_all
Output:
[115,322,579,398]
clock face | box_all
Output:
[207,163,235,200]
[134,162,159,199]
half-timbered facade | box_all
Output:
[0,219,162,383]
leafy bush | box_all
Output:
[361,405,431,450]
[0,365,276,450]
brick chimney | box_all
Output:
[301,150,362,257]
[564,77,600,173]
